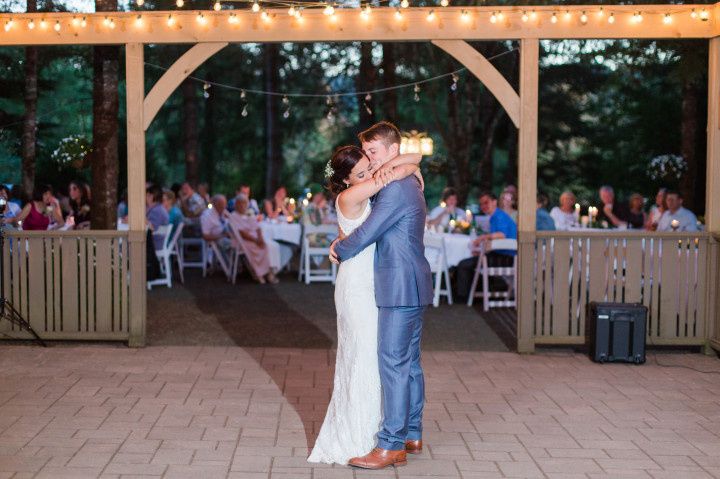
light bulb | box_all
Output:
[360,5,370,20]
[196,12,206,24]
[40,18,47,29]
[564,10,571,21]
[426,9,435,21]
[550,13,557,23]
[440,0,448,7]
[54,20,61,31]
[214,1,221,11]
[490,12,497,23]
[103,16,110,26]
[597,7,604,18]
[252,1,260,12]
[700,8,709,20]
[633,12,642,23]
[530,10,537,20]
[28,19,34,29]
[261,10,271,21]
[400,0,409,8]
[176,0,184,7]
[496,11,504,21]
[690,9,697,19]
[323,3,334,15]
[288,6,296,16]
[135,14,143,26]
[81,16,87,27]
[460,10,470,22]
[521,11,528,22]
[3,20,11,32]
[167,14,176,26]
[72,16,80,27]
[295,9,304,22]
[580,11,587,23]
[608,13,615,24]
[395,8,403,20]
[136,0,144,5]
[109,18,115,29]
[663,13,672,24]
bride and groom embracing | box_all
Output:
[307,121,433,469]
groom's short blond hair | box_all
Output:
[358,121,402,147]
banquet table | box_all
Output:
[259,222,302,270]
[424,232,474,268]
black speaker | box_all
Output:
[587,302,647,364]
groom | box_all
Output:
[329,121,433,469]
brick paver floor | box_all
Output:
[1,345,720,478]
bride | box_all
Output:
[307,145,421,465]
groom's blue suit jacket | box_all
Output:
[335,175,433,308]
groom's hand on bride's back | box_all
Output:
[329,239,340,265]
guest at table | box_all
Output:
[198,182,211,204]
[11,185,65,231]
[303,191,334,226]
[536,192,556,231]
[597,185,630,228]
[162,190,183,239]
[455,191,517,301]
[264,186,290,220]
[626,193,646,229]
[146,184,169,249]
[427,187,466,229]
[229,195,279,284]
[550,191,577,231]
[68,180,91,230]
[657,190,699,232]
[0,185,21,221]
[499,189,518,223]
[236,185,260,216]
[117,189,128,223]
[201,194,233,263]
[179,182,206,235]
[646,187,667,231]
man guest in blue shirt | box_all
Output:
[455,191,517,301]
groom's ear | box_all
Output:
[388,142,399,158]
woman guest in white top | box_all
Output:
[229,194,279,284]
[427,187,466,228]
[550,191,578,230]
[645,188,667,231]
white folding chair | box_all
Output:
[147,225,173,290]
[168,222,185,284]
[203,238,233,281]
[298,224,338,284]
[467,238,517,311]
[179,235,205,271]
[227,225,248,284]
[424,233,453,307]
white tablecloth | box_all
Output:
[260,222,302,270]
[425,232,473,268]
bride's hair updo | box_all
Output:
[326,146,368,195]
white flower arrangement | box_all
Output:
[324,160,334,178]
[51,135,92,169]
[648,154,686,181]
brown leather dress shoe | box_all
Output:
[405,439,423,454]
[348,448,407,469]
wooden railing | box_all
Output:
[1,230,132,341]
[518,231,714,350]
[710,233,720,353]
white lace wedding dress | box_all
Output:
[307,200,381,465]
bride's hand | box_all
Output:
[373,165,395,187]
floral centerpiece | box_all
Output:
[448,218,473,235]
[51,135,92,170]
[648,154,686,183]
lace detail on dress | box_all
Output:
[307,199,381,465]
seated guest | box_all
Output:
[228,195,279,284]
[657,190,699,232]
[597,185,630,227]
[12,185,64,230]
[499,190,518,223]
[0,185,21,221]
[536,192,556,231]
[646,187,667,230]
[117,189,128,223]
[427,187,466,228]
[304,191,333,226]
[179,182,206,235]
[68,180,91,230]
[162,190,184,239]
[626,193,646,229]
[146,185,169,250]
[550,191,577,230]
[264,186,290,220]
[237,185,260,216]
[198,182,211,204]
[455,192,517,300]
[201,194,233,264]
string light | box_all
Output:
[40,18,47,29]
[241,104,248,117]
[440,0,449,7]
[295,8,304,22]
[360,5,371,20]
[608,13,615,24]
[394,8,403,20]
[228,12,239,23]
[135,14,143,26]
[203,82,211,99]
[3,19,12,32]
[136,0,144,5]
[580,11,588,24]
[400,0,409,8]
[323,3,335,16]
[700,8,709,21]
[288,5,296,16]
[196,12,207,24]
[550,12,557,24]
[530,10,537,20]
[71,16,80,27]
[251,1,260,13]
[450,73,459,91]
[54,20,61,31]
[27,19,34,30]
[663,13,672,24]
[633,12,643,23]
[414,84,421,102]
[282,96,290,118]
[213,1,221,11]
[597,7,604,18]
[460,9,470,23]
[564,10,571,21]
[102,16,111,27]
[363,93,372,115]
[261,10,272,22]
[176,0,184,7]
[81,16,87,27]
[521,11,528,22]
[690,9,698,19]
[496,11,504,21]
[167,14,175,26]
[490,11,497,23]
[426,9,435,22]
[109,18,115,29]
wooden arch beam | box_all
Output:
[143,42,228,131]
[432,40,520,128]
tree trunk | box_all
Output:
[21,0,38,195]
[679,78,700,211]
[357,42,376,130]
[90,0,119,230]
[479,108,503,193]
[182,79,200,185]
[381,43,398,123]
[264,44,283,197]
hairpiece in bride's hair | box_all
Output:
[324,160,334,179]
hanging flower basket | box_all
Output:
[647,154,686,182]
[51,135,92,170]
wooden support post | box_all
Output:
[516,38,539,354]
[126,43,147,347]
[706,37,720,353]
